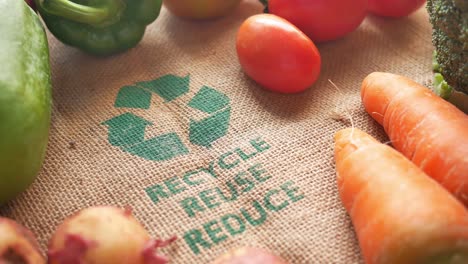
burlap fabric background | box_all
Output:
[0,1,435,263]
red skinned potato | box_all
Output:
[47,206,176,264]
[212,247,288,264]
[236,14,321,94]
[0,217,45,264]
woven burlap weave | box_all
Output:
[0,1,434,263]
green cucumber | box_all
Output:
[0,0,52,204]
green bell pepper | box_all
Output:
[35,0,163,56]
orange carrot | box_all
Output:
[361,72,468,206]
[334,128,468,264]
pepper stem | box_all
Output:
[37,0,125,26]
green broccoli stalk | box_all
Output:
[432,50,442,73]
[432,51,453,99]
[427,0,468,113]
[426,0,467,94]
[434,72,453,99]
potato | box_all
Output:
[212,247,288,264]
[47,206,175,264]
[0,217,45,264]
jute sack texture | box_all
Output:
[0,1,434,263]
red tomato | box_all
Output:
[268,0,368,43]
[236,14,321,94]
[163,0,241,20]
[368,0,427,18]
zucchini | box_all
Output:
[0,0,52,204]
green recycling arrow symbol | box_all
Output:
[102,74,231,161]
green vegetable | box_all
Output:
[433,72,453,100]
[35,0,163,56]
[432,51,453,100]
[426,0,467,94]
[0,0,52,204]
[431,50,441,73]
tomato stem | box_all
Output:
[258,0,268,13]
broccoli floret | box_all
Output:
[432,50,442,72]
[426,0,467,94]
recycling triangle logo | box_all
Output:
[102,74,231,161]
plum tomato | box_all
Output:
[236,14,321,94]
[268,0,368,43]
[163,0,241,20]
[368,0,427,18]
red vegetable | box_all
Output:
[236,14,321,94]
[267,0,368,43]
[212,247,288,264]
[0,217,45,264]
[369,0,427,18]
[361,72,468,206]
[48,206,176,264]
[334,128,468,264]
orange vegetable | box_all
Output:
[361,72,468,206]
[334,127,468,264]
